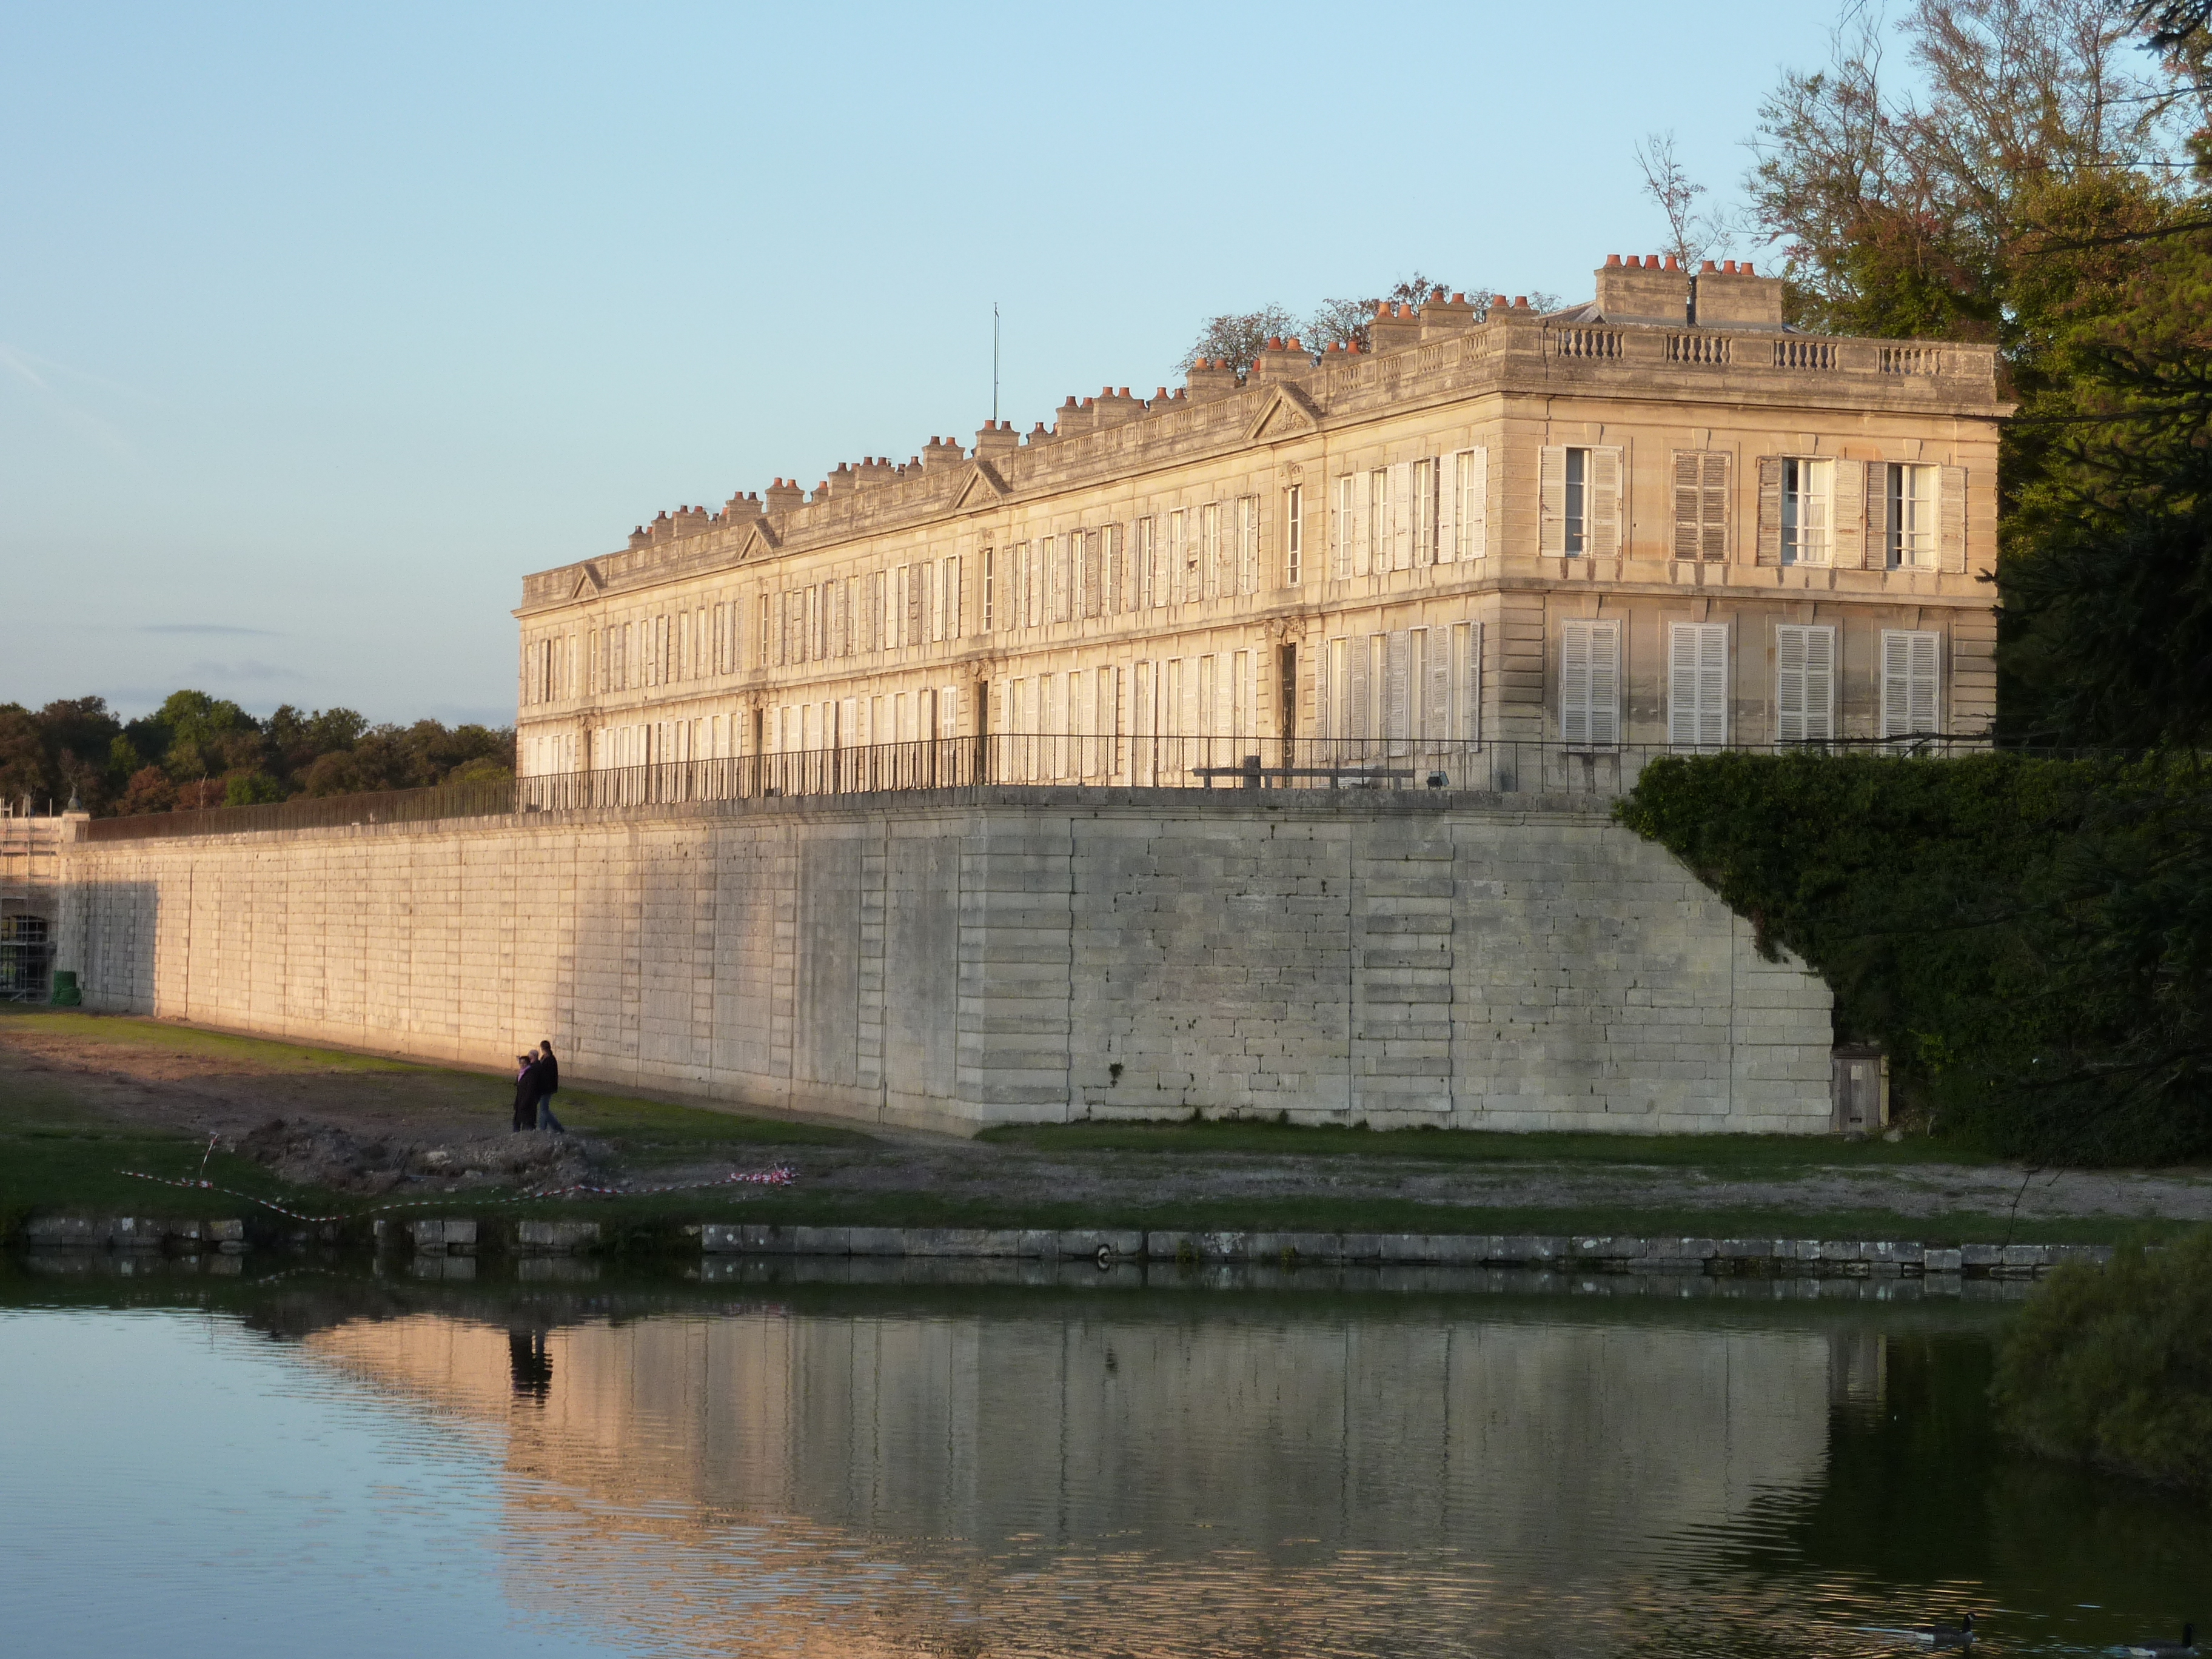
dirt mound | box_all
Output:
[235,1118,599,1197]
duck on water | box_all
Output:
[1857,1612,1976,1649]
[2122,1624,2197,1658]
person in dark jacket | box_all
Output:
[511,1051,541,1131]
[534,1041,565,1134]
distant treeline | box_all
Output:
[0,692,515,815]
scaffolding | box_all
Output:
[0,804,59,1002]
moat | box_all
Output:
[3,1261,2204,1657]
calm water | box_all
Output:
[1,1261,2204,1657]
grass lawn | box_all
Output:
[979,1116,2002,1171]
[0,1008,858,1232]
[2,1008,2194,1252]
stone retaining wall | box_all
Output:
[55,787,1834,1134]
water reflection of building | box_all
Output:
[304,1304,1837,1654]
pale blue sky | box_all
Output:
[1,1,1842,728]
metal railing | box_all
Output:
[81,734,1996,842]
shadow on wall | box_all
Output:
[54,880,161,1015]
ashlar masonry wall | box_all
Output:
[55,790,1834,1136]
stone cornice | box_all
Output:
[517,317,2009,617]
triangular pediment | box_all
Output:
[1245,383,1323,444]
[951,460,1010,511]
[571,561,605,601]
[736,520,782,560]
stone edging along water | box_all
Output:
[19,1214,2113,1279]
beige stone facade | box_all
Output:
[513,257,2007,785]
[55,789,1832,1134]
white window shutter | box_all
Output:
[1562,620,1618,745]
[1834,457,1865,570]
[1757,457,1783,565]
[1939,466,1968,572]
[1910,631,1940,729]
[1333,480,1353,580]
[1435,457,1458,565]
[1316,639,1333,738]
[1455,620,1482,742]
[1882,629,1941,735]
[1590,621,1620,744]
[1539,446,1566,555]
[1700,453,1729,561]
[1423,626,1450,741]
[1697,623,1728,746]
[1672,452,1701,560]
[1464,447,1488,559]
[1803,624,1835,739]
[1349,635,1372,742]
[1353,480,1371,577]
[1590,446,1624,557]
[1667,623,1727,748]
[1387,629,1412,745]
[1777,625,1808,742]
[1390,461,1413,569]
[1669,624,1697,745]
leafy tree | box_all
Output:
[221,771,287,807]
[1175,305,1301,375]
[1749,0,2212,741]
[1306,273,1471,352]
[116,765,176,816]
[0,705,45,806]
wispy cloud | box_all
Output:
[183,658,304,683]
[142,623,281,637]
[0,344,50,393]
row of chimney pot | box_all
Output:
[1604,252,1758,275]
[620,270,1764,549]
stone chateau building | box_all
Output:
[512,255,2006,787]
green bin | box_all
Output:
[49,969,81,1007]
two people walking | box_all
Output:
[511,1040,565,1133]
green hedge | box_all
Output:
[1617,752,2212,1165]
[1992,1230,2212,1496]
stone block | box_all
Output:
[1925,1247,1965,1273]
[409,1218,478,1251]
[514,1219,600,1253]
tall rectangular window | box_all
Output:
[1236,495,1258,594]
[1169,509,1189,602]
[1885,463,1937,569]
[1367,469,1388,561]
[1783,458,1835,565]
[1667,622,1730,749]
[1412,458,1435,564]
[1542,445,1620,557]
[1284,483,1302,586]
[1775,625,1837,742]
[1453,449,1486,560]
[1139,517,1160,608]
[1101,523,1122,613]
[1335,475,1356,578]
[982,547,996,631]
[1881,629,1942,736]
[1672,451,1729,560]
[1564,449,1589,555]
[1560,620,1621,746]
[1200,503,1219,600]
